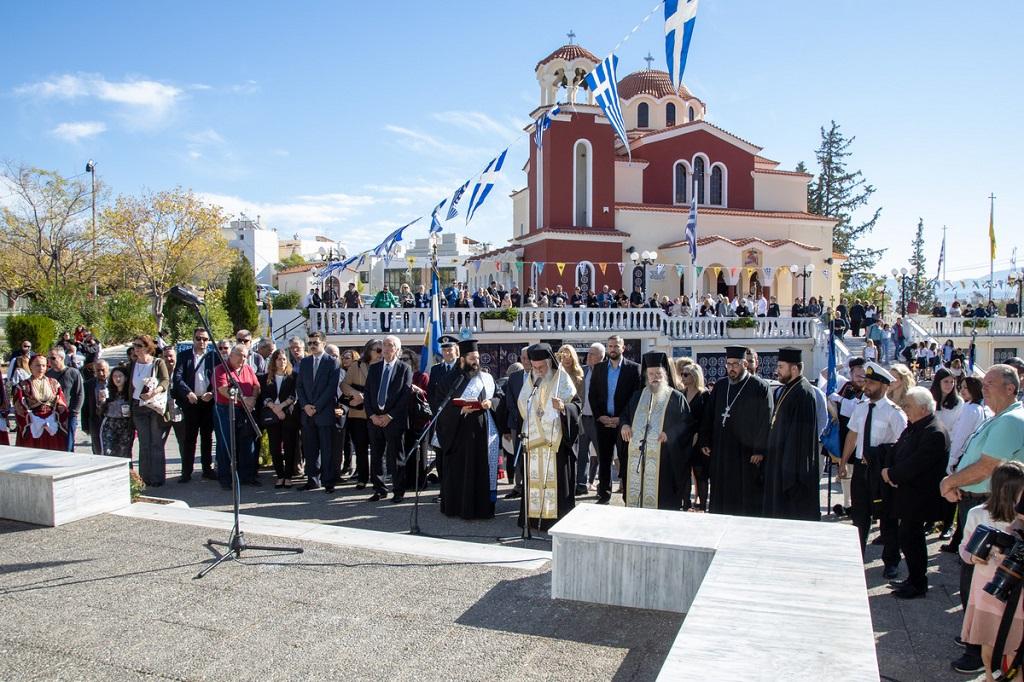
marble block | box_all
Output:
[0,445,130,526]
[549,505,878,681]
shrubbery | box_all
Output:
[6,314,57,351]
[272,291,301,310]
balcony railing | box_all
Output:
[912,315,1024,338]
[310,307,817,340]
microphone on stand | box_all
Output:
[167,285,205,307]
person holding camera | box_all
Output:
[880,387,949,599]
[955,462,1024,676]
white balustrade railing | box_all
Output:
[309,307,817,339]
[913,315,1024,338]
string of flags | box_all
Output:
[317,2,701,279]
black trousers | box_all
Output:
[898,519,929,591]
[369,421,406,496]
[179,401,214,476]
[850,462,900,566]
[595,423,627,502]
[266,418,298,479]
[347,417,370,484]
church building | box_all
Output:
[467,42,842,307]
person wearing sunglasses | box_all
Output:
[171,327,217,482]
[127,335,171,487]
[296,332,342,492]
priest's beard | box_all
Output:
[647,380,671,399]
[462,361,481,377]
[728,369,748,385]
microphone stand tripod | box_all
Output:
[405,373,466,535]
[634,389,656,508]
[178,296,302,579]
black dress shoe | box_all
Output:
[892,585,927,599]
[503,489,522,499]
[324,486,336,494]
[368,492,385,502]
[831,504,844,516]
[596,497,610,505]
[882,566,900,580]
[177,475,192,483]
[575,484,588,496]
[391,494,405,504]
[340,468,353,477]
[355,483,366,490]
[951,652,984,674]
[274,483,285,489]
[889,578,911,589]
[870,535,884,546]
[201,470,217,480]
[939,543,957,553]
[300,482,320,491]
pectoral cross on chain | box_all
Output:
[721,406,731,427]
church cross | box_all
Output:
[567,30,576,45]
[644,52,654,70]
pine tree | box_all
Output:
[806,121,883,289]
[907,218,934,307]
[225,255,259,333]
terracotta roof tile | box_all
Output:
[617,69,697,100]
[536,44,599,70]
[465,245,523,262]
[657,234,822,252]
[276,262,322,275]
[752,168,813,178]
[616,202,835,223]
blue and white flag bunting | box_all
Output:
[420,270,442,373]
[373,218,421,261]
[684,184,698,264]
[534,104,561,149]
[584,54,630,160]
[664,0,698,92]
[446,180,470,221]
[429,198,447,234]
[465,148,508,225]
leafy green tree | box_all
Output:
[104,290,157,342]
[906,218,934,308]
[225,256,259,332]
[162,289,233,344]
[274,253,307,271]
[27,284,105,339]
[271,291,301,310]
[806,121,882,289]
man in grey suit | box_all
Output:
[296,332,341,492]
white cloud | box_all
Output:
[50,121,107,142]
[383,125,448,152]
[185,129,225,145]
[15,73,183,127]
[229,80,260,94]
[432,110,520,139]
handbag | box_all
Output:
[139,362,168,415]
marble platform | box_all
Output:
[550,505,878,680]
[115,502,551,570]
[0,445,130,526]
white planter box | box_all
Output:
[481,318,514,332]
[726,327,756,338]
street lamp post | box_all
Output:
[630,249,658,300]
[891,266,919,316]
[86,160,96,297]
[789,263,816,303]
[875,285,887,317]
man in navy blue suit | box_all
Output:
[296,331,342,492]
[365,335,412,502]
[172,327,217,482]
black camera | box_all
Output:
[967,524,1024,602]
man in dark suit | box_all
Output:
[365,335,412,502]
[426,335,460,482]
[172,328,217,482]
[296,332,341,491]
[236,329,267,378]
[588,335,642,504]
[849,299,865,337]
[501,347,531,499]
[82,360,110,455]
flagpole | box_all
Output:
[989,193,996,304]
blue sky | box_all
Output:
[2,1,1021,279]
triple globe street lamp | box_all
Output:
[891,267,918,316]
[790,263,815,303]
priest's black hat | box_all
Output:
[778,347,802,364]
[642,351,677,389]
[458,339,478,355]
[724,346,748,360]
[439,335,458,348]
[848,357,866,369]
[526,343,555,363]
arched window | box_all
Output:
[710,165,724,205]
[674,162,688,204]
[637,102,650,129]
[688,106,695,122]
[693,157,705,204]
[666,102,676,127]
[573,140,592,227]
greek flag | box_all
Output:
[684,186,698,264]
[421,270,442,372]
[446,180,470,220]
[584,54,630,159]
[534,104,560,149]
[429,198,447,234]
[465,148,507,225]
[320,253,360,279]
[664,0,698,91]
[936,231,946,280]
[373,218,420,261]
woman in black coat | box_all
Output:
[262,349,299,488]
[882,387,949,599]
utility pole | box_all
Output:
[86,160,97,297]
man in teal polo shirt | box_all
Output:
[940,365,1024,499]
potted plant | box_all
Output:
[965,318,990,330]
[480,307,519,332]
[725,316,757,338]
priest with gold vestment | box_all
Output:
[517,343,579,531]
[620,352,695,510]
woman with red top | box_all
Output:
[13,354,68,451]
[213,343,262,489]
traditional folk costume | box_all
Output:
[763,347,822,520]
[437,339,504,520]
[704,346,773,517]
[13,374,68,451]
[620,352,694,510]
[517,343,579,531]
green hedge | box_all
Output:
[272,291,301,310]
[6,314,57,352]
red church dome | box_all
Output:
[617,69,695,100]
[535,44,599,70]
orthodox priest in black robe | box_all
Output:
[702,345,773,517]
[763,347,822,520]
[517,343,579,531]
[620,352,694,510]
[436,339,503,520]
